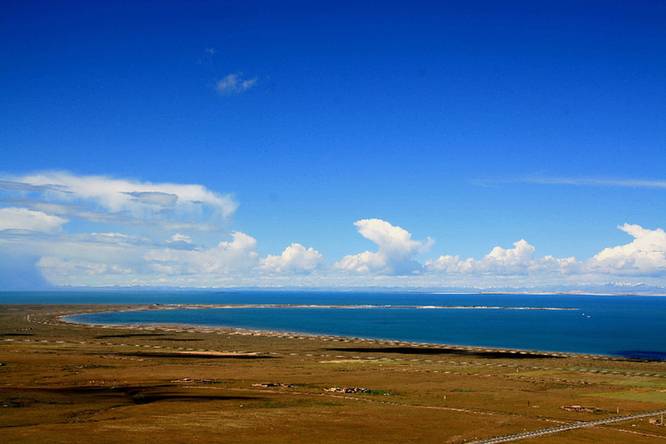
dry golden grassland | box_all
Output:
[1,305,665,443]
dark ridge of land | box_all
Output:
[325,347,562,359]
[0,385,263,407]
[94,333,167,339]
[94,333,204,342]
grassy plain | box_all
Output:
[1,304,665,443]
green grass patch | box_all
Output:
[365,389,392,396]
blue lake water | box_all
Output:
[10,290,662,360]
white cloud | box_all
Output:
[477,176,666,189]
[169,233,192,244]
[38,257,133,279]
[216,73,257,95]
[0,207,67,232]
[261,243,323,273]
[1,197,664,289]
[336,250,388,274]
[481,239,536,274]
[426,254,476,274]
[587,224,666,275]
[427,239,577,276]
[3,171,237,219]
[124,191,179,207]
[335,219,433,275]
[526,177,666,189]
[145,231,259,275]
[85,232,144,244]
[26,230,263,286]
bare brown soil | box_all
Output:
[1,304,665,443]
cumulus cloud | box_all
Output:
[216,73,257,95]
[484,239,534,269]
[261,243,323,273]
[3,171,237,219]
[1,198,664,289]
[144,231,259,275]
[335,219,433,275]
[427,239,577,276]
[0,228,149,286]
[0,207,67,232]
[5,228,258,286]
[587,224,666,275]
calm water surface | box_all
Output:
[4,291,665,359]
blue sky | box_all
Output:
[1,1,666,289]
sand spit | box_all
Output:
[121,303,579,311]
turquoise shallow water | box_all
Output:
[20,290,663,360]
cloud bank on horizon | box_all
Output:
[1,171,665,289]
